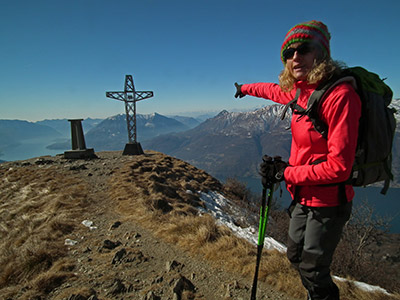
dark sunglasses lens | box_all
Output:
[283,48,296,61]
[297,43,312,55]
[283,43,313,61]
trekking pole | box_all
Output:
[250,183,274,300]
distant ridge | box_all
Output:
[45,113,194,151]
[84,113,191,150]
[143,104,400,186]
[143,105,292,179]
[2,101,400,185]
[36,118,103,137]
[0,119,62,140]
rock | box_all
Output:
[172,275,195,299]
[69,164,87,171]
[102,239,121,250]
[108,278,126,295]
[112,248,127,264]
[166,260,183,272]
[143,291,161,300]
[83,247,92,253]
[35,158,54,165]
[110,221,122,230]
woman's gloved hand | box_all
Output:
[259,155,288,187]
[234,82,245,98]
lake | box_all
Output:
[0,137,65,162]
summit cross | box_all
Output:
[106,75,154,155]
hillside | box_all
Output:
[0,120,62,154]
[0,152,399,300]
[36,118,104,138]
[85,113,191,150]
[0,120,62,141]
[143,104,400,186]
[143,106,292,179]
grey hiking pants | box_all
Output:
[287,201,352,300]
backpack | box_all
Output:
[281,67,397,194]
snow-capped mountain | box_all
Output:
[193,105,290,136]
[143,104,400,185]
[143,105,293,179]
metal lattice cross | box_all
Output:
[106,75,154,143]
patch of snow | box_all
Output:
[199,190,286,252]
[65,238,78,246]
[333,276,390,296]
[199,190,391,296]
[390,98,400,125]
[81,219,97,230]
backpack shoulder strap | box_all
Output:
[280,88,301,120]
[307,75,358,138]
[308,74,357,110]
[280,73,358,137]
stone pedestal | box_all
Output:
[64,119,96,159]
[64,148,96,159]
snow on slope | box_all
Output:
[199,190,391,296]
[390,98,400,126]
[199,190,286,252]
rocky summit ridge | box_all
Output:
[1,151,398,300]
[0,151,298,300]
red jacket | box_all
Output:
[241,80,361,207]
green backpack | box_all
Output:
[281,67,396,194]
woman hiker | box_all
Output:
[234,20,361,300]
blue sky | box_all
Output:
[1,0,399,121]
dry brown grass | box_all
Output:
[109,152,400,300]
[0,165,90,299]
[2,152,399,300]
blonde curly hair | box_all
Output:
[278,55,344,92]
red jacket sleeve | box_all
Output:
[241,83,295,105]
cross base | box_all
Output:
[123,142,144,155]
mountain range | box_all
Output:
[0,119,62,141]
[0,119,62,160]
[40,113,200,151]
[84,113,199,150]
[143,105,293,179]
[36,118,104,137]
[1,101,399,185]
[142,104,400,187]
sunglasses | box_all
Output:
[282,43,314,61]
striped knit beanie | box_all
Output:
[281,20,331,63]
